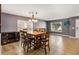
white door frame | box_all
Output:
[75,19,79,38]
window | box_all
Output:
[50,22,62,32]
[17,20,27,31]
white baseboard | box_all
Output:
[53,33,79,39]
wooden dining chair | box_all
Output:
[20,30,35,53]
[34,34,41,49]
[27,34,35,50]
[40,32,50,54]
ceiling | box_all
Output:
[2,4,79,21]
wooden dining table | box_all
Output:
[28,31,46,35]
[27,31,46,49]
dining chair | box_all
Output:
[20,30,35,53]
[34,34,41,49]
[27,34,35,50]
[40,32,50,54]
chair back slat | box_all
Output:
[20,30,28,42]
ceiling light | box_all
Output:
[29,11,38,23]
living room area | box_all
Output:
[0,4,79,55]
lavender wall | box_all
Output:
[33,20,46,30]
[46,17,79,37]
[1,13,29,32]
[69,19,75,36]
[62,19,70,35]
[1,13,46,32]
[0,4,1,33]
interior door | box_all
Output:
[76,19,79,38]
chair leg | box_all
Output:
[27,43,29,53]
[45,46,47,54]
[48,41,50,51]
[27,45,28,53]
[30,42,31,51]
[44,42,47,54]
[23,43,26,51]
[21,41,23,47]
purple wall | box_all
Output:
[33,20,46,29]
[46,17,79,37]
[1,13,46,32]
[1,13,29,32]
[69,19,75,36]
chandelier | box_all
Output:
[29,11,38,22]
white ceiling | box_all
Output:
[2,4,79,21]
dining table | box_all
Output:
[28,31,46,35]
[27,31,46,49]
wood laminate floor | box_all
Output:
[1,34,79,55]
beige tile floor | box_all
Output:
[1,34,79,55]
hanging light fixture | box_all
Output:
[29,11,38,22]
